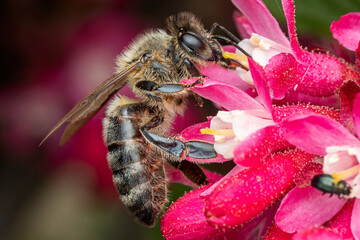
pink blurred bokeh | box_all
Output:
[0,0,236,239]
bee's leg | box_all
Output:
[167,160,208,186]
[183,58,206,107]
[140,117,217,160]
[135,78,203,94]
[183,58,201,77]
[191,92,204,107]
[212,35,251,60]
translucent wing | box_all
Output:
[40,60,142,146]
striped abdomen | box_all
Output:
[103,100,167,227]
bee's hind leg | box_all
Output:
[140,116,218,160]
[167,160,208,186]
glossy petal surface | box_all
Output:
[275,186,346,233]
[248,58,272,111]
[182,78,263,110]
[161,185,278,240]
[282,114,360,156]
[204,149,313,228]
[330,13,360,51]
[233,125,291,167]
[232,0,289,47]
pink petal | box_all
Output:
[262,223,294,240]
[339,81,360,135]
[232,110,275,141]
[330,12,360,51]
[323,147,360,176]
[275,186,346,233]
[357,43,360,68]
[353,93,360,137]
[231,0,290,47]
[237,104,340,166]
[292,227,343,240]
[161,185,227,240]
[176,120,229,163]
[233,125,292,167]
[352,199,360,240]
[233,12,253,39]
[272,104,340,124]
[282,114,360,156]
[177,119,213,143]
[161,185,278,240]
[248,57,272,111]
[201,165,244,198]
[181,78,263,111]
[166,162,223,188]
[326,200,355,240]
[274,92,340,109]
[204,149,314,228]
[200,64,251,91]
[265,51,359,99]
[281,0,305,58]
[265,53,303,99]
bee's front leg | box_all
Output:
[135,78,204,94]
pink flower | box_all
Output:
[183,58,339,167]
[264,200,356,239]
[161,0,360,239]
[330,13,360,52]
[275,93,360,238]
[161,149,313,239]
[231,0,360,104]
[161,184,278,240]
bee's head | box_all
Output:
[166,12,228,66]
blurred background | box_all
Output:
[0,0,359,239]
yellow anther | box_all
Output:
[331,164,360,183]
[250,36,260,46]
[200,127,235,136]
[222,51,248,62]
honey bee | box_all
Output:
[41,12,244,227]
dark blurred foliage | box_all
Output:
[0,0,359,239]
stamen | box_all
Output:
[200,127,235,136]
[250,36,270,50]
[331,165,360,183]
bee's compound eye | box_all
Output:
[179,33,205,53]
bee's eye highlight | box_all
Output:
[179,33,205,53]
